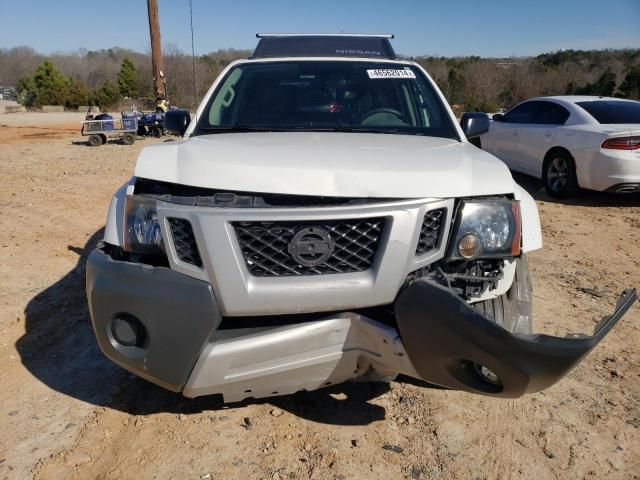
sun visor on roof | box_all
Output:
[252,35,396,59]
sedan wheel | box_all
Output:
[543,152,578,198]
[548,157,569,190]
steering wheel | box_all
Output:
[360,108,405,125]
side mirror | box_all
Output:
[460,112,490,139]
[492,113,504,121]
[164,109,191,136]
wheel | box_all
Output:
[151,127,163,138]
[137,126,147,136]
[543,151,578,198]
[472,255,533,334]
[87,135,101,147]
[99,134,107,145]
[470,256,532,388]
[122,133,136,145]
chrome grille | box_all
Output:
[415,208,446,256]
[234,218,385,276]
[168,218,202,268]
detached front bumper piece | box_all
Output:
[395,280,637,398]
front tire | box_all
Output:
[472,255,533,334]
[543,151,578,198]
[87,134,101,147]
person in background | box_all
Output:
[155,96,169,113]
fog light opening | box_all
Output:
[473,363,501,386]
[111,314,146,348]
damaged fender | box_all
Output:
[395,280,637,398]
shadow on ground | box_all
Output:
[16,229,390,425]
[70,139,139,147]
[512,172,640,207]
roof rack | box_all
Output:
[251,33,396,60]
[256,33,394,39]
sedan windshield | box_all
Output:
[577,100,640,124]
[194,61,459,140]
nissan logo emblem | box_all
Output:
[288,226,335,267]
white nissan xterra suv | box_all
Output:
[86,34,636,401]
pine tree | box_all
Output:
[91,81,121,109]
[66,79,90,109]
[574,68,617,97]
[16,75,37,107]
[117,56,139,98]
[593,68,616,97]
[16,61,71,106]
[447,68,465,105]
[618,65,640,99]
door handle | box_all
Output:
[544,131,552,138]
[512,131,518,136]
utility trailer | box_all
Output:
[81,115,138,147]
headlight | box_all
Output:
[448,200,521,260]
[123,195,164,254]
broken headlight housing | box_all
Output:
[123,195,164,255]
[448,199,521,260]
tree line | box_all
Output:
[2,45,250,110]
[1,45,639,112]
[414,49,640,112]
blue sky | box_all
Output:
[1,0,639,57]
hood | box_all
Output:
[135,132,515,198]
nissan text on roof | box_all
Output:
[86,34,637,401]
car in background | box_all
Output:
[479,96,640,197]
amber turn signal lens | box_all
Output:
[458,234,481,259]
[511,202,522,256]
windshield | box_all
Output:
[194,61,459,140]
[577,100,640,124]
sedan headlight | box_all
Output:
[448,200,521,260]
[123,195,164,254]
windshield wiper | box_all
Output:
[310,126,428,136]
[197,124,427,136]
[335,126,402,134]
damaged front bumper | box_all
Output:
[395,281,637,398]
[87,247,636,401]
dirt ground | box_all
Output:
[0,112,638,480]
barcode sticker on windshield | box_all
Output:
[367,69,416,79]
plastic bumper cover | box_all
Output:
[395,280,637,398]
[86,246,636,400]
[86,247,221,392]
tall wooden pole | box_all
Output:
[147,0,166,99]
